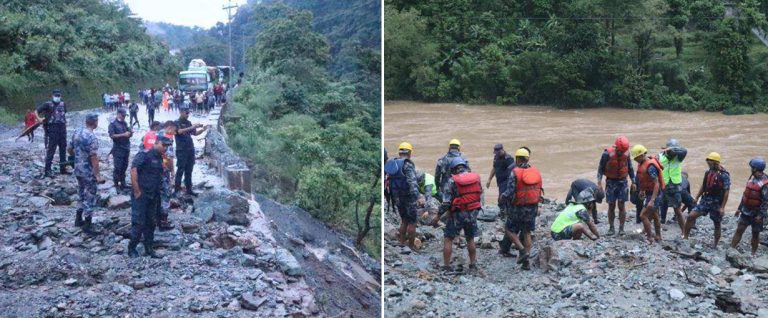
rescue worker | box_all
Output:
[564,178,605,223]
[67,113,104,233]
[128,101,140,128]
[127,136,171,258]
[597,136,634,235]
[433,157,482,271]
[434,139,470,196]
[158,121,176,230]
[486,143,515,212]
[108,109,132,193]
[500,148,542,270]
[551,189,600,241]
[38,89,69,178]
[174,106,209,196]
[633,145,665,244]
[730,158,768,256]
[658,138,687,233]
[384,142,424,249]
[142,121,160,150]
[415,170,439,224]
[684,152,730,247]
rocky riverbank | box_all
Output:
[384,200,768,317]
[0,104,380,317]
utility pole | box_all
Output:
[222,0,238,68]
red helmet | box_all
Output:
[614,136,629,152]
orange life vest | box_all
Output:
[741,175,768,210]
[451,172,482,212]
[637,156,665,192]
[513,165,542,206]
[604,146,629,180]
[143,131,157,150]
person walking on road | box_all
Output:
[127,136,171,258]
[67,113,105,234]
[128,101,140,128]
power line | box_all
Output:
[222,0,239,67]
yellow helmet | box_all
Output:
[398,142,413,153]
[706,152,721,162]
[630,144,647,159]
[514,148,530,158]
[449,139,461,146]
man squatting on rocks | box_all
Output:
[433,157,483,271]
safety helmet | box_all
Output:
[749,157,766,172]
[398,142,413,153]
[614,136,630,152]
[706,152,721,163]
[449,139,461,147]
[575,189,595,204]
[415,169,425,184]
[630,144,647,159]
[449,157,467,170]
[594,187,605,203]
[514,148,530,158]
[665,138,680,149]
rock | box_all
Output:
[107,195,131,210]
[64,278,77,286]
[28,197,50,208]
[38,236,53,250]
[275,249,303,277]
[195,189,250,226]
[181,223,200,234]
[477,206,499,221]
[669,288,685,301]
[726,249,751,269]
[131,281,146,290]
[239,293,267,311]
[50,189,72,206]
[752,256,768,273]
[710,265,722,275]
[685,288,702,297]
[153,229,183,250]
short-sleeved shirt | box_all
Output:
[108,119,130,151]
[131,148,164,194]
[493,153,515,186]
[566,179,599,203]
[174,118,195,152]
[69,128,99,178]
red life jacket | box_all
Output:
[143,131,157,150]
[604,146,629,180]
[512,165,542,206]
[637,156,665,192]
[741,175,768,210]
[451,172,482,212]
[703,167,728,196]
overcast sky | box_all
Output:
[124,0,243,28]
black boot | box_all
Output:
[127,240,139,258]
[75,209,84,227]
[82,216,95,235]
[158,214,174,231]
[144,242,162,259]
[60,165,71,175]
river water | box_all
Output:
[384,101,768,212]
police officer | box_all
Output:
[174,105,209,196]
[38,89,68,178]
[67,113,104,233]
[128,136,172,258]
[128,100,140,128]
[434,157,482,272]
[435,139,470,196]
[384,142,423,250]
[108,109,132,193]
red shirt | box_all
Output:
[24,111,37,127]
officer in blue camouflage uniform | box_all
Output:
[67,113,104,233]
[128,135,171,258]
[158,121,177,231]
[38,89,69,178]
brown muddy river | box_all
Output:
[384,101,768,212]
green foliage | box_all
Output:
[385,0,768,113]
[0,0,181,114]
[228,4,380,257]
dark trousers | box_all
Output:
[129,112,139,128]
[113,149,129,188]
[131,192,160,245]
[147,110,155,125]
[44,124,67,173]
[175,151,195,191]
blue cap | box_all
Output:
[116,108,126,115]
[158,135,173,146]
[85,112,99,122]
[52,89,61,96]
[494,143,503,151]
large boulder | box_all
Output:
[195,189,250,226]
[275,249,303,277]
[108,195,131,210]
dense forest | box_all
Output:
[386,0,768,114]
[222,2,382,257]
[0,0,181,121]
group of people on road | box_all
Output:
[34,88,210,259]
[385,137,768,272]
[102,91,132,112]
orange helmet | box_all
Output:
[615,136,629,152]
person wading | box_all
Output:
[597,136,635,236]
[730,158,768,256]
[684,152,730,248]
[384,142,424,250]
[433,157,482,272]
[500,148,542,270]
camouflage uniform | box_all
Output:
[69,127,99,217]
[434,149,469,195]
[160,133,175,212]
